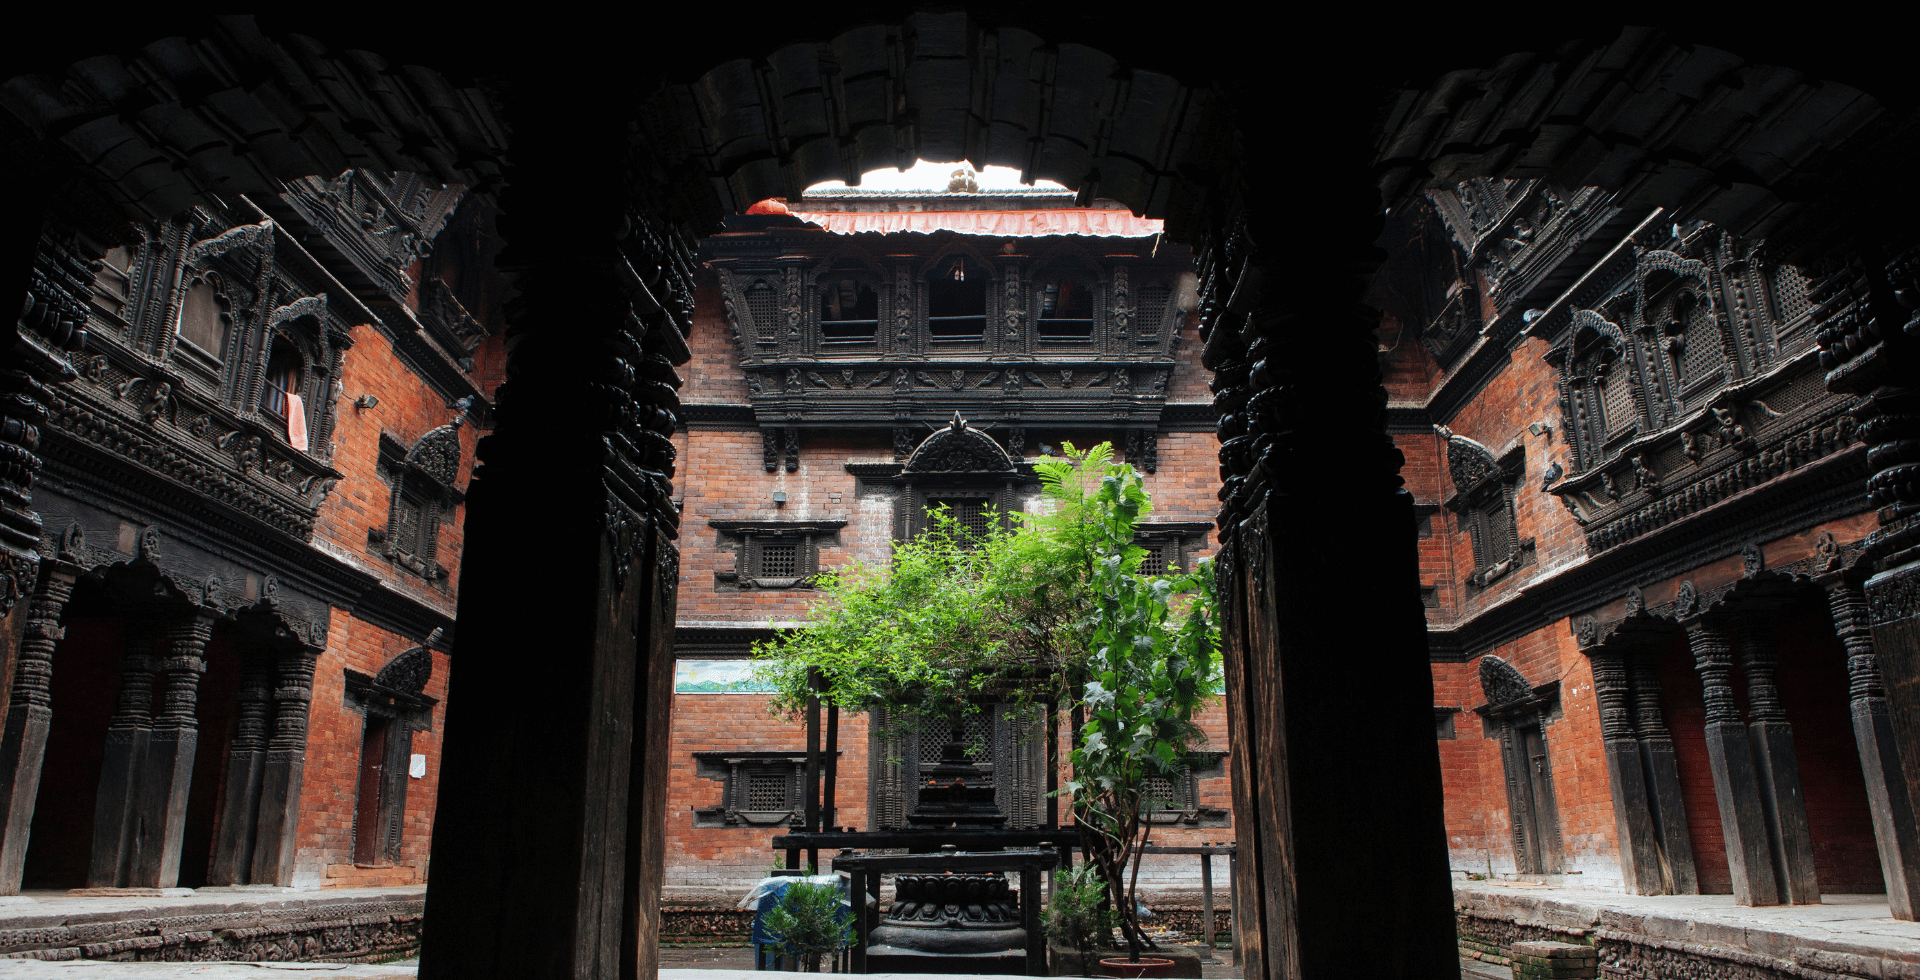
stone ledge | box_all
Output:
[1456,882,1920,979]
[0,887,425,963]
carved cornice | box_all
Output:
[679,403,757,428]
[708,519,848,535]
[1427,445,1872,662]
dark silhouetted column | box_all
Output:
[1684,615,1780,906]
[1826,579,1920,918]
[0,558,77,893]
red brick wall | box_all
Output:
[1770,598,1883,894]
[292,608,452,888]
[1433,627,1620,884]
[318,324,489,608]
[665,694,868,901]
[1656,632,1733,894]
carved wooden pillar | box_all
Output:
[208,647,274,885]
[1734,613,1821,904]
[1684,615,1781,905]
[249,644,318,886]
[1205,187,1456,975]
[419,84,688,978]
[1825,579,1920,919]
[1812,251,1920,898]
[0,557,77,893]
[1591,649,1663,893]
[0,209,87,740]
[89,613,162,888]
[1631,650,1697,894]
[125,609,215,888]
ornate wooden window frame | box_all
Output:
[1132,521,1214,576]
[709,519,845,590]
[1438,427,1534,591]
[691,750,839,828]
[1142,750,1231,827]
[370,423,466,581]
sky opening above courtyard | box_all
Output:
[787,160,1163,238]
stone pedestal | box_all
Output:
[1508,941,1597,980]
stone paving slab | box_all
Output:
[1457,881,1920,974]
[0,963,415,978]
[0,888,425,930]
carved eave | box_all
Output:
[253,195,495,421]
[1544,350,1861,549]
[708,519,848,536]
[48,371,346,541]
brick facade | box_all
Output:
[665,208,1229,907]
[1385,180,1890,906]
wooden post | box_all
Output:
[1200,847,1215,960]
[1684,616,1781,906]
[207,647,272,885]
[1826,579,1920,919]
[849,867,868,974]
[0,559,75,893]
[129,608,215,888]
[805,669,821,869]
[1735,613,1820,904]
[824,701,839,832]
[1590,648,1665,893]
[1021,863,1044,976]
[89,612,160,888]
[249,644,318,886]
[1046,700,1059,830]
[1632,649,1698,893]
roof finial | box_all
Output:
[949,411,966,433]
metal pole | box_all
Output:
[1228,847,1240,967]
[824,701,839,832]
[805,668,821,871]
[1199,847,1215,961]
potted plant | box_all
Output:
[760,876,852,973]
[1046,862,1115,975]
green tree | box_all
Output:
[752,444,1219,961]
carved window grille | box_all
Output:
[868,705,1050,831]
[1130,523,1209,578]
[757,542,799,578]
[692,751,827,828]
[1767,263,1815,331]
[1136,282,1171,344]
[1036,278,1095,343]
[1143,752,1230,826]
[373,429,463,581]
[818,279,880,349]
[1441,431,1533,591]
[927,257,987,346]
[926,497,992,544]
[711,519,844,590]
[746,280,780,346]
[389,485,437,568]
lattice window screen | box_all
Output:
[1769,264,1814,327]
[759,543,798,577]
[746,772,788,811]
[1137,283,1171,341]
[747,281,780,344]
[1600,374,1637,444]
[928,498,991,542]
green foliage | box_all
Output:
[1046,862,1115,960]
[761,878,851,972]
[752,442,1220,959]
